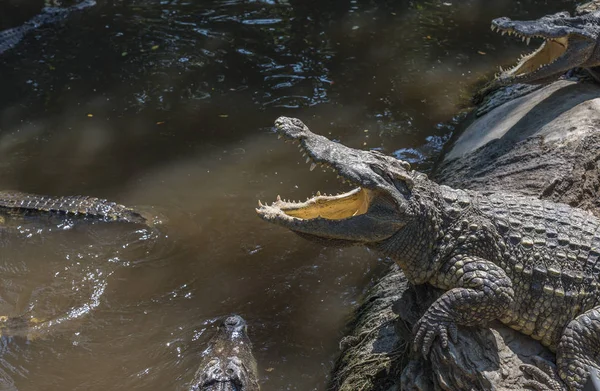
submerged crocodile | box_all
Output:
[481,9,600,94]
[0,315,48,341]
[256,117,600,391]
[189,315,259,391]
[0,0,96,55]
[0,190,147,225]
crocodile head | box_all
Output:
[190,315,259,391]
[490,11,600,85]
[256,117,429,247]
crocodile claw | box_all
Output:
[412,312,458,357]
[521,356,566,391]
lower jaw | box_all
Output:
[281,187,372,221]
[498,68,559,84]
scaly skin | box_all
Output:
[189,315,259,391]
[0,191,147,224]
[0,0,96,55]
[256,117,600,391]
[481,10,600,94]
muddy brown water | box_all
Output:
[0,0,577,389]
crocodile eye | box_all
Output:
[392,178,411,196]
[371,165,385,177]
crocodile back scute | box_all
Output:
[473,192,600,346]
[0,191,147,224]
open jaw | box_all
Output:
[491,21,569,81]
[255,117,401,243]
[256,177,388,243]
[259,186,372,220]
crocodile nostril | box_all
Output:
[224,316,242,327]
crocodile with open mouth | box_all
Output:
[488,10,600,87]
[257,117,600,391]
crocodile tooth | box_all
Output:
[277,135,282,139]
[502,31,506,36]
[302,152,306,157]
[306,157,311,163]
[499,66,503,72]
[490,24,495,32]
[277,195,281,201]
[526,37,531,45]
[316,191,321,196]
[522,36,525,42]
[258,200,263,207]
[310,163,317,171]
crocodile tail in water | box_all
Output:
[0,0,96,55]
[0,25,30,55]
[0,191,147,224]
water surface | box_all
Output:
[0,0,577,389]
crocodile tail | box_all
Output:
[0,191,147,224]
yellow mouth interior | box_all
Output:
[283,188,371,220]
[507,37,568,76]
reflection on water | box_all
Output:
[0,0,576,389]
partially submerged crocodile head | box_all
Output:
[256,117,433,251]
[490,11,600,85]
[190,315,259,391]
[0,315,45,341]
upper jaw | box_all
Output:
[491,12,597,41]
[273,116,387,189]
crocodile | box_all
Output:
[256,116,600,391]
[189,315,260,391]
[0,0,96,55]
[0,190,147,225]
[480,9,600,95]
[0,315,47,341]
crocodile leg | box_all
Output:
[559,307,600,390]
[413,255,515,356]
[522,307,600,391]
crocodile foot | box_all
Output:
[412,311,458,357]
[521,356,566,391]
